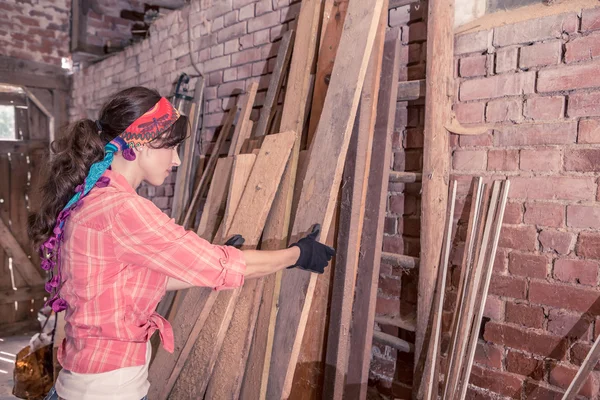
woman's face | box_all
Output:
[139,144,181,186]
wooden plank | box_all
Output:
[443,181,497,400]
[267,1,385,397]
[149,132,296,400]
[422,181,457,400]
[381,252,419,268]
[0,318,40,337]
[242,1,323,397]
[562,336,600,400]
[0,140,46,154]
[0,55,70,91]
[182,103,237,228]
[182,133,294,399]
[389,170,422,182]
[229,82,258,156]
[172,78,204,225]
[255,30,294,138]
[0,219,43,286]
[196,157,234,241]
[0,154,14,325]
[414,0,455,391]
[0,285,46,304]
[215,154,257,242]
[457,180,510,400]
[306,0,349,148]
[397,79,425,102]
[323,3,386,398]
[345,28,401,399]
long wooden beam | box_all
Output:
[266,1,385,397]
[322,3,386,398]
[414,0,455,395]
[345,29,401,399]
[240,2,322,398]
[0,218,44,286]
[254,30,294,138]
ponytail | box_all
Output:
[28,119,106,249]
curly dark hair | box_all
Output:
[27,86,188,249]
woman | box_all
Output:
[28,87,334,400]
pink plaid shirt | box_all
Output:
[56,169,246,374]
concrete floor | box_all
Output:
[0,335,33,400]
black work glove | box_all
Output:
[225,234,245,249]
[288,224,335,274]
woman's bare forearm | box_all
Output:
[242,247,300,279]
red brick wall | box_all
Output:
[85,1,146,49]
[373,5,600,399]
[70,0,300,215]
[0,0,70,66]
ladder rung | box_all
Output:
[375,315,416,332]
[389,171,422,183]
[373,331,414,353]
[381,252,419,269]
[397,79,425,102]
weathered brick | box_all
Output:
[484,296,505,321]
[248,10,280,33]
[474,342,503,369]
[506,350,544,380]
[567,205,600,229]
[549,363,599,398]
[484,321,568,359]
[493,13,577,46]
[460,72,535,101]
[520,148,561,171]
[469,365,524,399]
[571,341,600,370]
[487,149,519,171]
[231,46,262,66]
[506,302,545,329]
[495,48,518,73]
[503,202,524,225]
[577,232,600,259]
[486,98,521,123]
[524,381,564,400]
[539,62,600,93]
[498,225,537,252]
[524,96,564,121]
[239,4,255,21]
[510,176,596,201]
[459,131,493,147]
[217,21,247,43]
[554,258,599,286]
[454,102,485,124]
[217,80,245,98]
[494,121,576,146]
[566,32,600,64]
[524,203,565,228]
[489,274,527,299]
[375,297,400,317]
[579,119,600,144]
[453,149,487,170]
[455,30,489,55]
[569,91,600,118]
[548,309,593,339]
[508,252,549,279]
[203,54,231,72]
[530,280,600,314]
[565,149,600,172]
[520,40,562,68]
[539,230,574,255]
[460,55,487,77]
[582,7,600,32]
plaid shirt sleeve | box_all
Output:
[110,194,246,290]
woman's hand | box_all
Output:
[288,224,335,274]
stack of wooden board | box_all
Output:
[146,0,405,398]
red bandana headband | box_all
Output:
[111,97,181,159]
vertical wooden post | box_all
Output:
[414,0,455,396]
